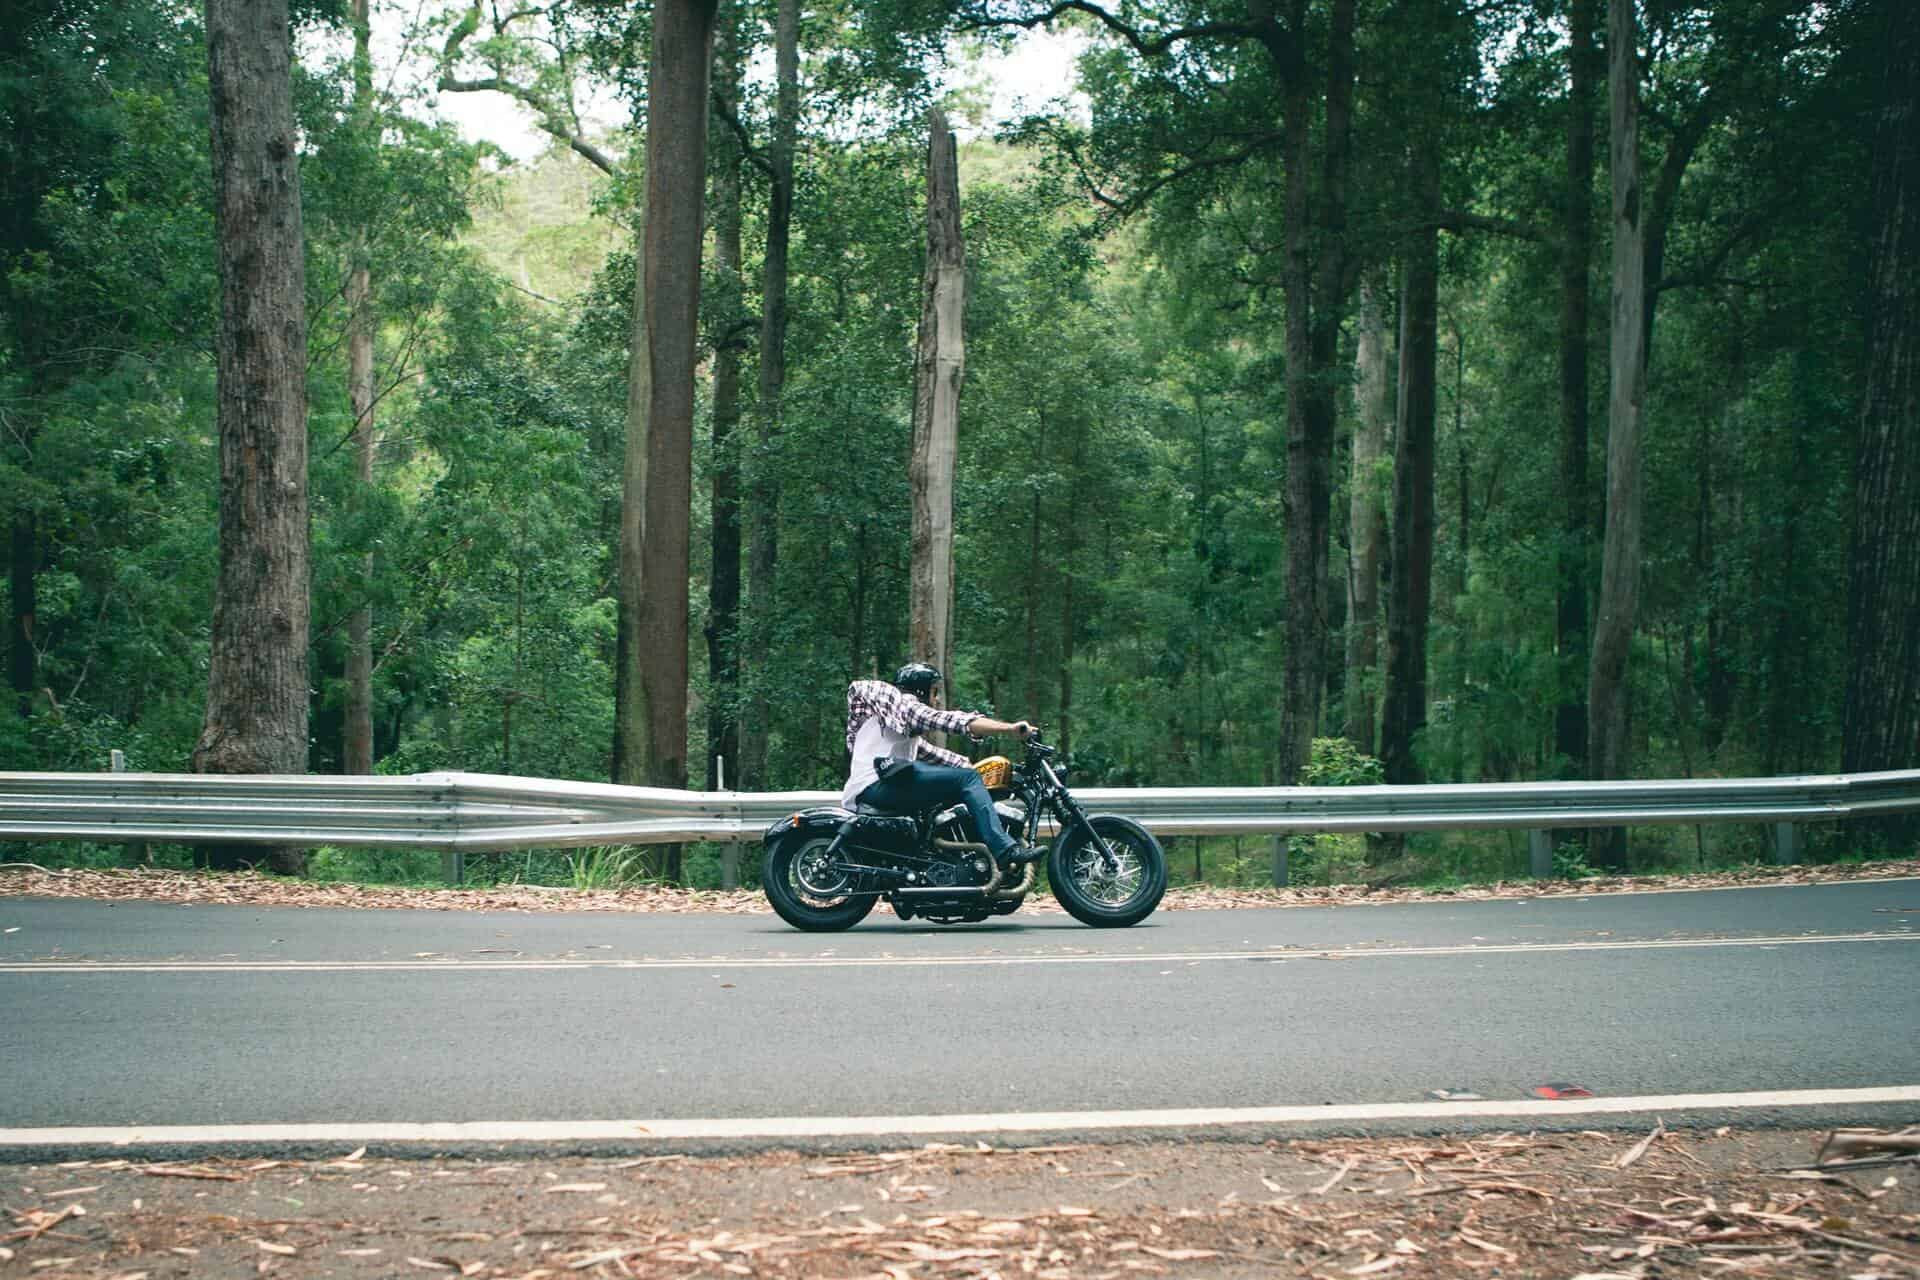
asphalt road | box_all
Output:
[2,878,1916,1144]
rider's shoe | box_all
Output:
[994,840,1042,864]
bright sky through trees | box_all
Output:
[418,22,1087,159]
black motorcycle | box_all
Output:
[762,736,1167,930]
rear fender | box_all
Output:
[762,806,856,848]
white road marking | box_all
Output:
[0,930,1913,973]
[3,1085,1917,1148]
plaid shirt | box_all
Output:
[845,679,977,768]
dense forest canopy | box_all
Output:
[2,0,1915,876]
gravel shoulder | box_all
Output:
[4,1129,1918,1279]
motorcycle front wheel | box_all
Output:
[763,832,877,932]
[1047,814,1167,928]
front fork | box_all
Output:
[1035,760,1119,873]
[1054,795,1120,873]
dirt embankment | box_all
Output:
[5,1128,1918,1279]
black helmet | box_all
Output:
[893,662,941,696]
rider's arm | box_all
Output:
[870,682,978,741]
[964,715,1035,740]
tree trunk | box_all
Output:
[1274,0,1355,787]
[7,512,33,718]
[1059,426,1086,762]
[740,0,797,790]
[615,182,652,768]
[1701,317,1736,754]
[1555,0,1597,778]
[343,0,375,776]
[1344,275,1390,758]
[614,197,652,791]
[850,518,869,677]
[616,0,716,881]
[1276,77,1322,784]
[1452,320,1470,781]
[1025,414,1047,715]
[197,0,311,875]
[706,1,744,797]
[1380,142,1439,788]
[1843,0,1920,844]
[909,107,964,695]
[1587,0,1649,868]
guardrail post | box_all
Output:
[441,850,464,885]
[1270,836,1289,888]
[110,751,150,866]
[717,757,740,890]
[1528,829,1554,879]
[1772,822,1803,866]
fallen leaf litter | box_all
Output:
[3,1127,1916,1278]
[3,858,1914,915]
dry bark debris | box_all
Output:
[2,857,1914,916]
[1815,1128,1920,1166]
[2,1129,1917,1278]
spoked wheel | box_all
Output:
[1047,814,1167,928]
[763,833,877,932]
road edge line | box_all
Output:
[5,1085,1918,1148]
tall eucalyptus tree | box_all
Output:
[343,0,376,775]
[197,0,311,872]
[614,0,719,874]
[741,0,802,791]
[1843,0,1920,835]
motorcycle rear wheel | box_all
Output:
[763,832,877,932]
[1047,814,1167,928]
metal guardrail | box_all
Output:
[3,768,1918,857]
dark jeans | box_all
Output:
[856,761,1016,858]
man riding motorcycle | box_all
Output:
[841,663,1037,863]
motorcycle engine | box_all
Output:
[930,802,1026,855]
[900,801,1033,925]
[929,809,995,887]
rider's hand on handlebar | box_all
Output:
[1014,721,1036,740]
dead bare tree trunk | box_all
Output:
[1587,0,1649,869]
[740,0,797,790]
[196,0,311,875]
[909,107,964,697]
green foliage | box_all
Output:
[1,0,1902,896]
[1552,839,1598,881]
[1298,738,1386,788]
[1281,740,1385,885]
[566,845,653,890]
[308,846,444,886]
